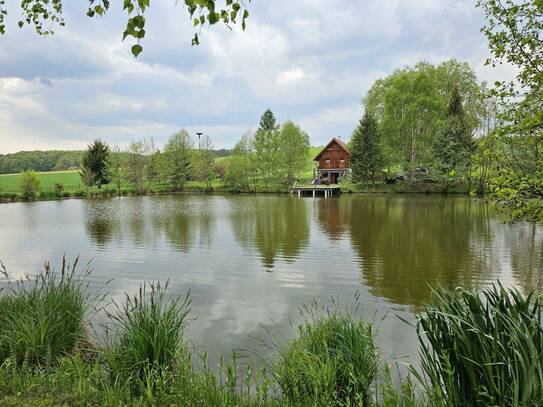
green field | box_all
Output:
[0,170,84,194]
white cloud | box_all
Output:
[277,67,307,87]
[0,0,517,152]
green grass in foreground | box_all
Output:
[1,257,542,406]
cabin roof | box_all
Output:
[313,138,351,161]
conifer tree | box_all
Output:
[254,109,280,189]
[433,87,474,192]
[351,111,383,186]
[80,139,110,189]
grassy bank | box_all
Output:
[0,169,470,204]
[1,258,541,406]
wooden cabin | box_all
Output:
[313,138,351,184]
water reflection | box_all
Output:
[1,194,542,370]
[230,196,310,269]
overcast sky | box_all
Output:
[0,0,514,153]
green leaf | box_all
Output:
[131,44,143,57]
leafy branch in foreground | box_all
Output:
[0,0,251,57]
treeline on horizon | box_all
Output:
[0,148,233,175]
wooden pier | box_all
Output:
[291,184,341,198]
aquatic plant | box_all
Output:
[415,283,543,406]
[272,297,378,406]
[0,257,91,366]
[105,281,191,398]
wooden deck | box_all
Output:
[291,184,341,198]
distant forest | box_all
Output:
[0,149,232,174]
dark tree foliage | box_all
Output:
[0,0,251,57]
[433,88,474,192]
[351,111,383,186]
[258,109,278,132]
[80,140,110,189]
[0,150,83,174]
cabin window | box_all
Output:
[340,160,345,163]
[325,159,330,164]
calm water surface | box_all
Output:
[1,194,542,366]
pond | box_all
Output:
[1,194,542,367]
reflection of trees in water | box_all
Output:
[85,200,119,247]
[85,197,216,253]
[153,199,215,254]
[347,196,492,307]
[315,198,350,241]
[507,222,543,295]
[230,197,310,269]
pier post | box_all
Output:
[313,190,315,198]
[298,190,301,198]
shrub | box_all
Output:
[416,284,543,406]
[273,299,378,406]
[19,170,40,200]
[105,282,191,397]
[0,257,91,367]
[54,183,64,197]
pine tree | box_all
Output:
[433,87,474,192]
[254,109,280,189]
[351,111,383,186]
[259,108,278,132]
[80,139,110,189]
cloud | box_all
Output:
[0,0,515,153]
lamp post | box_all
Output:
[196,132,203,150]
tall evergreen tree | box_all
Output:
[433,87,474,192]
[351,111,383,186]
[80,139,110,189]
[259,108,278,131]
[254,109,280,189]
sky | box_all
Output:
[0,0,515,153]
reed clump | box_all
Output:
[105,281,191,398]
[0,257,91,367]
[273,297,378,406]
[416,284,543,406]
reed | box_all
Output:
[415,283,543,406]
[272,297,378,406]
[0,257,91,366]
[105,281,191,398]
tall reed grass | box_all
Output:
[415,283,543,406]
[105,281,191,398]
[272,296,378,406]
[0,257,91,366]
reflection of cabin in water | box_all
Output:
[314,138,351,184]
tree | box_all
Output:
[194,135,216,190]
[364,60,484,178]
[126,139,152,194]
[351,111,383,187]
[110,145,125,196]
[433,88,474,193]
[163,130,193,191]
[225,132,257,192]
[477,0,543,220]
[80,139,110,189]
[20,170,40,199]
[254,109,280,189]
[276,121,310,187]
[0,1,251,57]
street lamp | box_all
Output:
[196,132,203,150]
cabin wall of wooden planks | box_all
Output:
[317,140,350,169]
